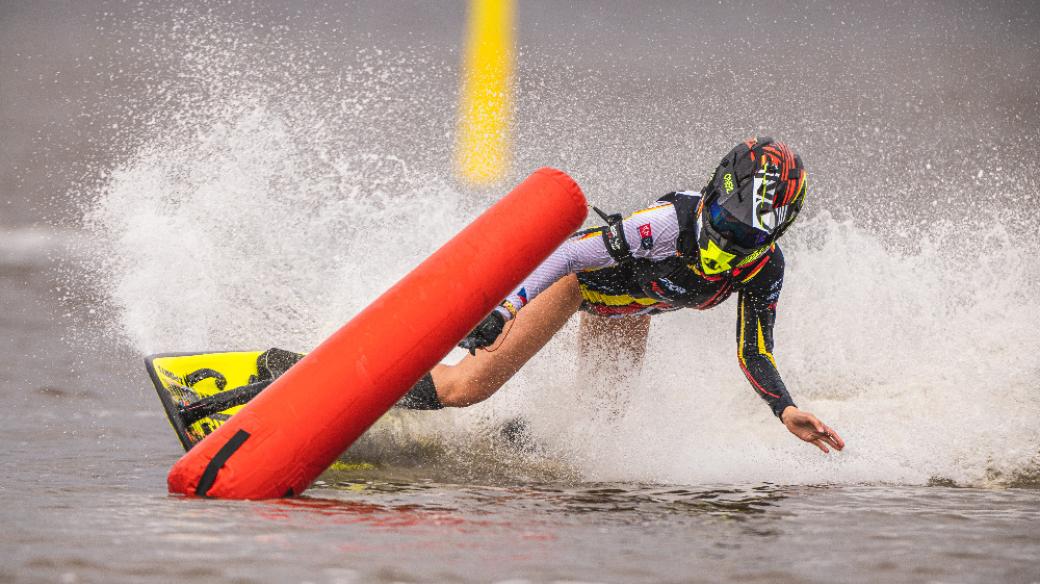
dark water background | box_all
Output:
[3,1,1040,582]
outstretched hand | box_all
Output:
[780,406,845,453]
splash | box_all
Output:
[79,9,1040,488]
[85,106,467,352]
[78,9,469,353]
[503,213,1040,487]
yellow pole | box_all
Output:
[455,0,515,185]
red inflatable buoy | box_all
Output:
[167,167,587,499]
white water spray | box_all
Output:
[80,12,1040,488]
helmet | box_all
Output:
[696,137,807,275]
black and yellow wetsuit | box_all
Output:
[494,191,796,418]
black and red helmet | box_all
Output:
[696,137,807,274]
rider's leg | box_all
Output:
[577,311,651,368]
[431,274,583,407]
[576,311,650,414]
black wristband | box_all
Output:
[396,373,442,410]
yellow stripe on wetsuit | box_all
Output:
[756,316,778,368]
[738,295,749,369]
[738,295,777,364]
[579,285,659,307]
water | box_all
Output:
[3,1,1040,582]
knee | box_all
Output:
[559,273,582,305]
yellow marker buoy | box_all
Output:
[455,0,515,185]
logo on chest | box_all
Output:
[638,223,653,250]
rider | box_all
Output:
[397,137,845,453]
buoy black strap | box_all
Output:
[195,429,251,497]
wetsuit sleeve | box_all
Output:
[496,202,680,319]
[736,247,796,419]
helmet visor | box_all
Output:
[705,199,772,255]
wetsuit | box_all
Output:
[494,191,796,419]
